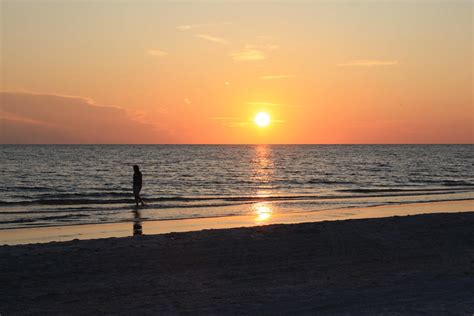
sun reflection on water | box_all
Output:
[251,145,275,197]
[253,203,273,223]
[250,145,275,223]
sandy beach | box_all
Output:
[1,210,473,314]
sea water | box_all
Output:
[0,145,473,229]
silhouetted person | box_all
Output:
[133,165,145,206]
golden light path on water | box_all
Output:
[251,145,275,223]
[253,203,273,222]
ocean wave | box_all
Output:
[13,191,132,200]
[307,179,354,185]
[0,213,89,225]
[0,201,253,214]
[1,188,472,207]
[409,179,474,186]
[0,186,55,192]
[441,180,474,186]
[337,187,473,194]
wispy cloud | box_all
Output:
[147,49,168,57]
[177,24,203,31]
[245,102,282,107]
[229,49,265,61]
[227,122,250,128]
[210,117,240,120]
[337,59,399,67]
[184,97,191,105]
[210,115,283,128]
[246,101,303,109]
[177,22,231,31]
[245,43,279,51]
[210,116,249,128]
[228,41,278,62]
[256,35,273,40]
[260,75,295,80]
[195,34,229,45]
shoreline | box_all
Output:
[1,199,472,245]
[1,211,473,314]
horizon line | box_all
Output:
[1,143,472,146]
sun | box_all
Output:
[254,112,271,127]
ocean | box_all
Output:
[0,145,473,229]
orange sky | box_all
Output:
[1,1,472,144]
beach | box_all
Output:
[1,208,473,314]
[2,0,473,313]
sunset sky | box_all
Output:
[1,0,472,144]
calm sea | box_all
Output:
[0,145,473,229]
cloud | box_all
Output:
[210,117,240,120]
[147,49,168,57]
[246,43,278,51]
[337,59,399,67]
[227,122,249,128]
[210,115,283,128]
[260,75,295,80]
[210,117,249,127]
[245,101,303,109]
[245,102,282,107]
[176,22,231,31]
[229,49,265,61]
[184,97,191,104]
[228,42,278,62]
[195,34,228,45]
[177,24,199,31]
[0,92,172,144]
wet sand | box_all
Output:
[1,210,473,314]
[1,199,473,245]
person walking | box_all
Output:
[133,165,145,206]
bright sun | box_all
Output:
[254,112,271,127]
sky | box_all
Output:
[1,0,472,144]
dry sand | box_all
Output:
[1,211,473,315]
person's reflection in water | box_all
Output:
[132,209,143,236]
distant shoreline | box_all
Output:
[1,143,474,146]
